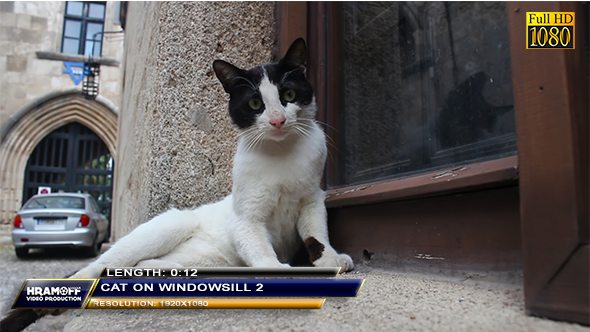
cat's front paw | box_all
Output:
[313,253,354,272]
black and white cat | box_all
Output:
[1,37,353,332]
[78,38,353,278]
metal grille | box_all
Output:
[23,122,114,221]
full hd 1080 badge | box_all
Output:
[527,12,575,49]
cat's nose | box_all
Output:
[269,117,286,129]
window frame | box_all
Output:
[276,1,589,324]
[276,2,519,206]
[61,1,107,57]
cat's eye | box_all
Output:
[282,89,296,102]
[248,98,263,110]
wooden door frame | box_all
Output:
[507,1,589,325]
[275,1,589,325]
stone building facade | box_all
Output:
[0,1,124,225]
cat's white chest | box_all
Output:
[231,130,326,262]
[235,129,325,191]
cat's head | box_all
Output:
[213,38,315,142]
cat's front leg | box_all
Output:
[230,214,290,268]
[296,191,354,272]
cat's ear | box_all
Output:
[280,38,307,71]
[213,60,245,93]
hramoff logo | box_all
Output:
[25,286,82,302]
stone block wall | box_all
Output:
[0,1,124,127]
[112,1,275,239]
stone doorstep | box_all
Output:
[59,267,585,332]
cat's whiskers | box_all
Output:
[292,126,308,139]
[295,118,339,152]
[238,131,255,145]
[238,126,258,137]
[293,126,307,138]
[244,132,261,152]
[230,76,257,91]
[239,127,263,152]
[314,119,339,133]
[293,124,313,141]
[233,84,257,91]
[293,121,315,132]
[252,131,267,151]
[246,130,267,152]
[294,120,321,140]
[295,118,339,133]
[280,68,300,85]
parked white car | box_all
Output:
[12,193,110,258]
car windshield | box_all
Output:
[24,197,85,209]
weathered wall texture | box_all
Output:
[0,1,124,127]
[113,1,275,239]
[0,1,124,224]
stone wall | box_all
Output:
[0,1,124,127]
[0,1,124,224]
[112,1,275,239]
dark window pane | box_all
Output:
[86,22,103,39]
[66,1,84,16]
[88,3,105,19]
[335,2,516,187]
[64,19,81,38]
[84,40,101,56]
[62,37,80,54]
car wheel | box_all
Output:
[15,247,29,258]
[83,236,102,257]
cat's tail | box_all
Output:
[1,308,41,332]
[72,208,202,278]
[1,269,78,332]
[1,209,203,332]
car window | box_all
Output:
[24,197,85,209]
[89,197,100,213]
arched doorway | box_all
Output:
[22,122,114,222]
[0,89,118,227]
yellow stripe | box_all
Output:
[86,298,325,309]
[356,279,365,296]
[82,279,100,309]
[11,279,28,309]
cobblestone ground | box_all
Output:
[0,225,108,332]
